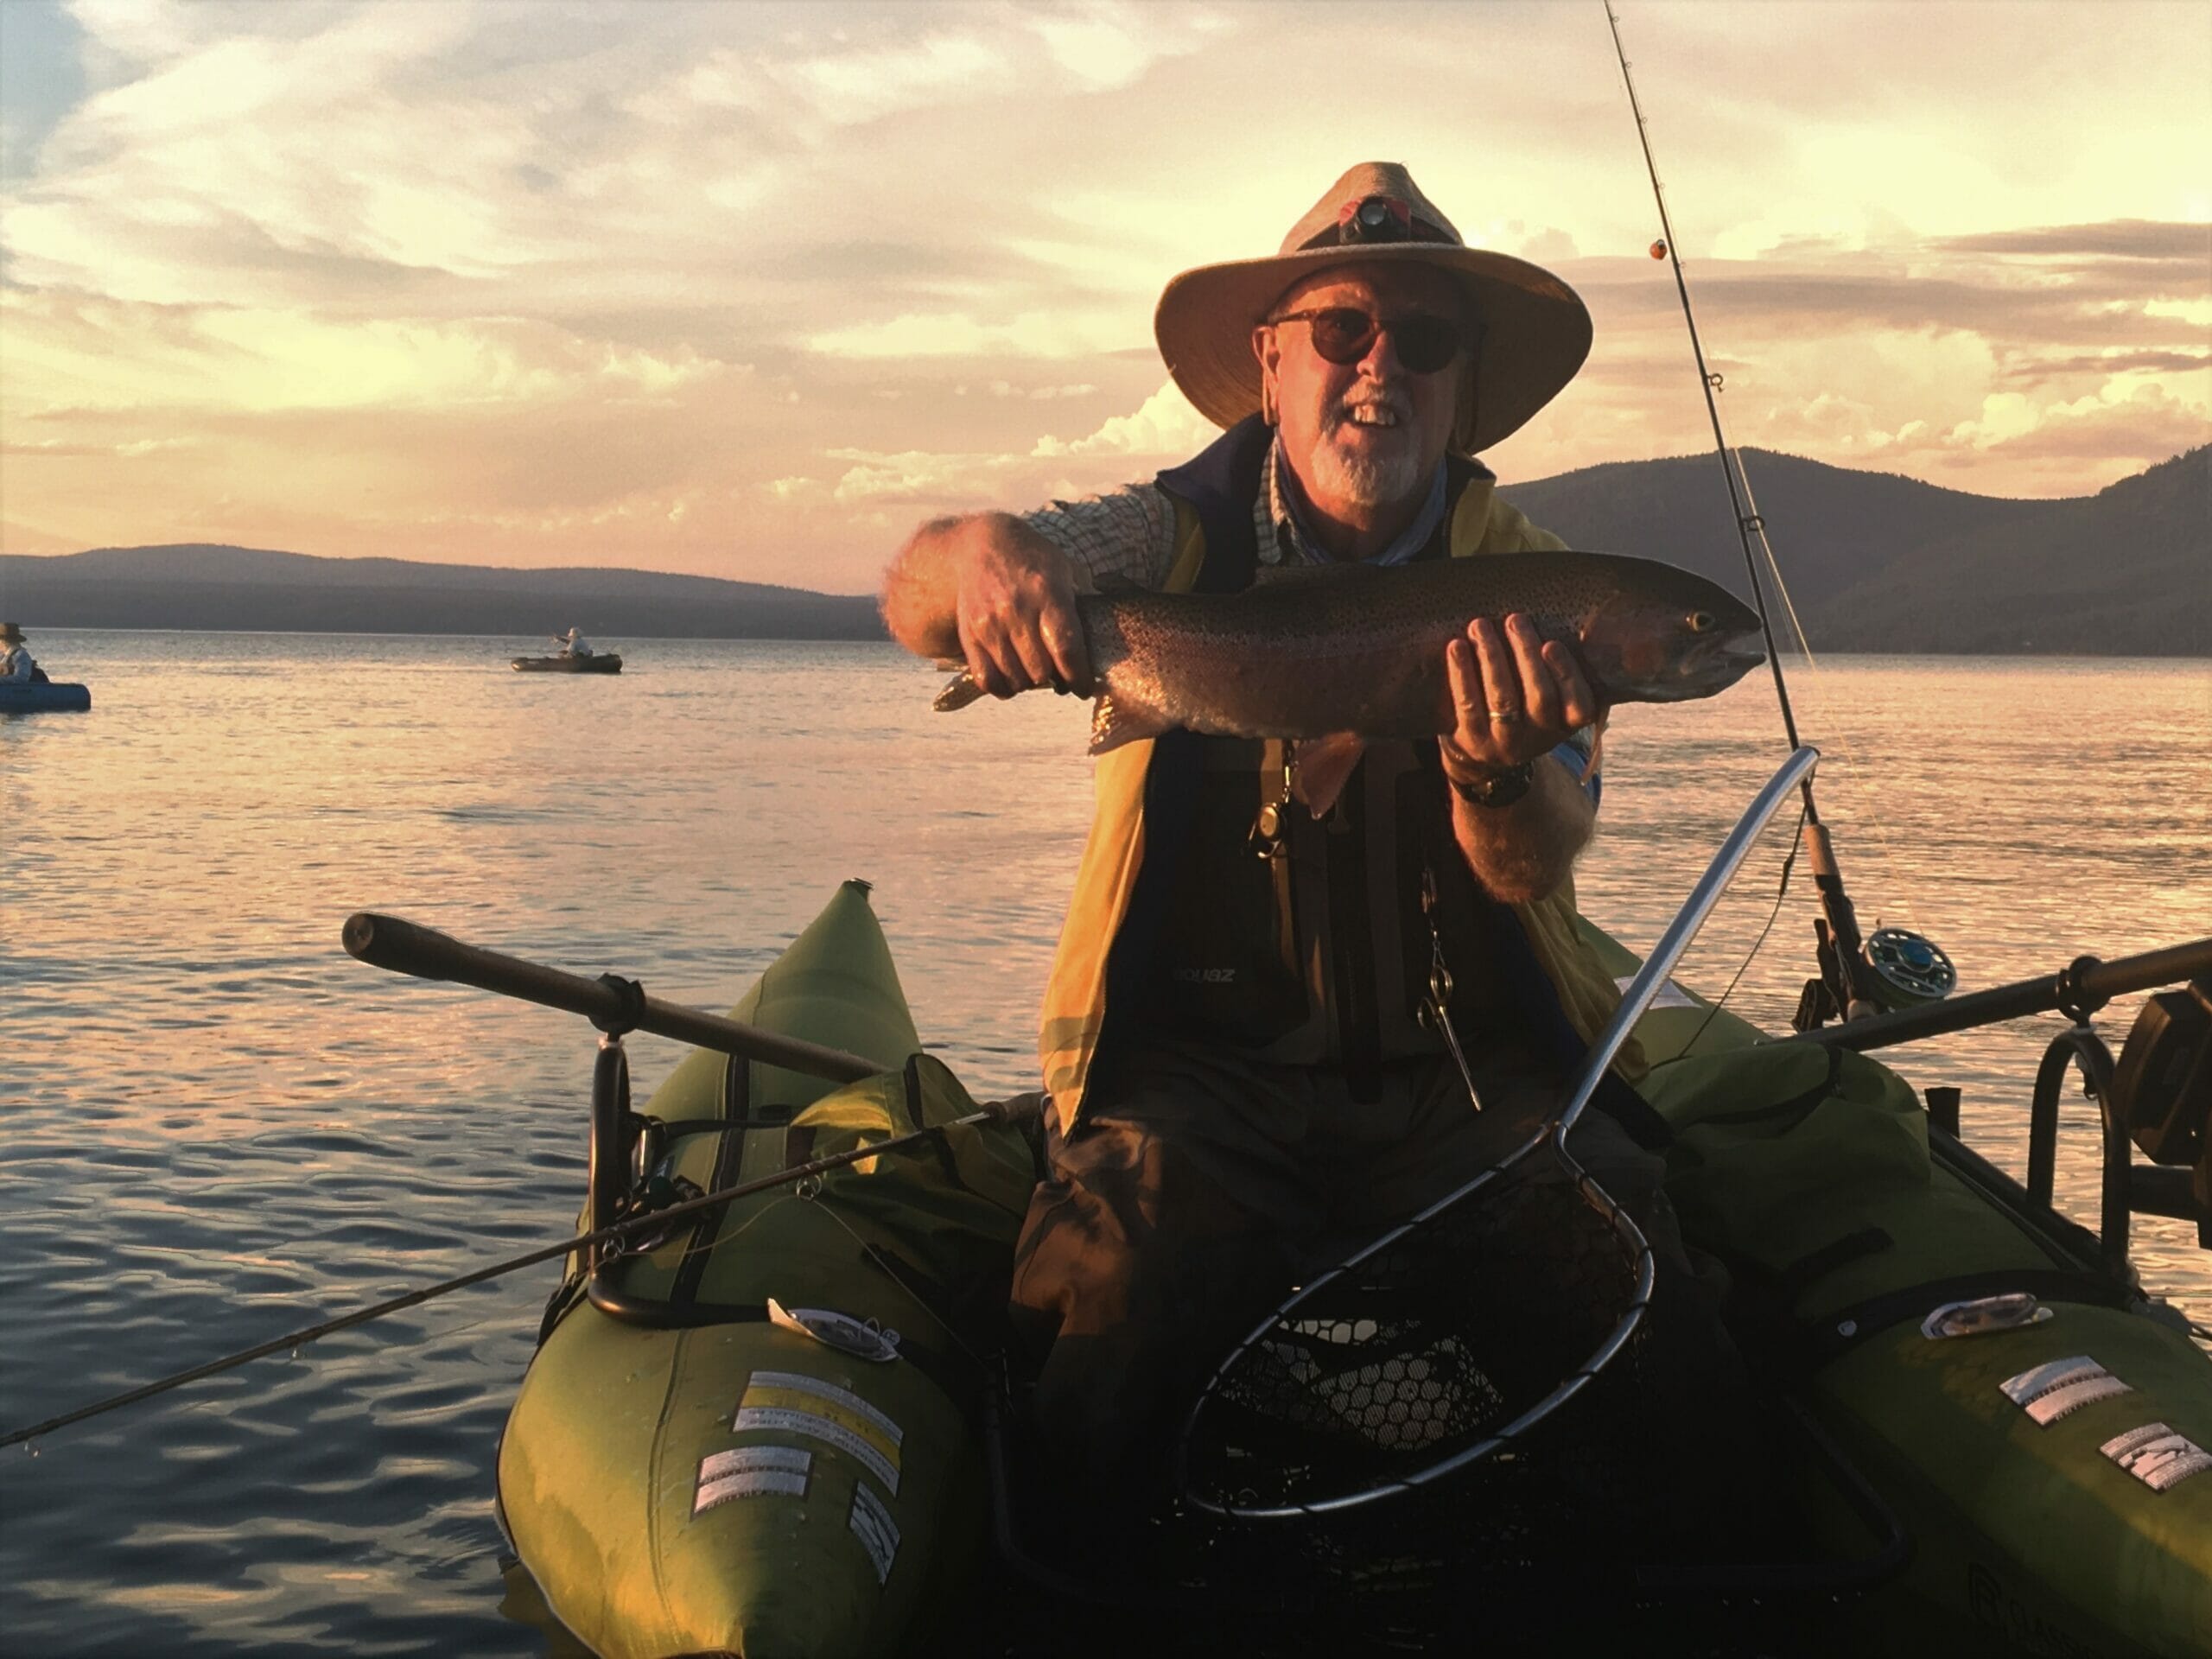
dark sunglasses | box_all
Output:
[1266,306,1465,374]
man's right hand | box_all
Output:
[883,512,1093,699]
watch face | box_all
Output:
[1452,761,1533,807]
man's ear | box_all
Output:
[1253,325,1280,426]
[1451,314,1485,453]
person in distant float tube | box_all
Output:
[879,164,1754,1535]
[554,627,594,658]
[1,622,47,683]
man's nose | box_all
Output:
[1357,326,1405,378]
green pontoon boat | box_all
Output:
[365,809,2205,1656]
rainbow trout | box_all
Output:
[933,550,1765,783]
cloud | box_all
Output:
[1032,379,1217,457]
[988,379,1096,399]
[1933,220,2209,260]
[3,2,2207,587]
[806,309,1138,360]
[828,447,1021,505]
[2001,348,2211,384]
[1,290,729,414]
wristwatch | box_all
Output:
[1446,760,1535,809]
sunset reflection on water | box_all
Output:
[1,631,2207,1652]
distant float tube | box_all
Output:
[0,682,92,713]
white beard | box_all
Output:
[1310,430,1426,510]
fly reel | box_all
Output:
[1862,927,1957,1011]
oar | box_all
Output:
[0,1094,1042,1450]
[341,912,880,1083]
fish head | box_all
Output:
[1574,576,1766,703]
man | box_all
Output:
[554,626,594,658]
[1,622,44,683]
[881,163,1733,1522]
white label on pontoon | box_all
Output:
[1999,1354,2107,1407]
[2021,1373,2133,1426]
[2101,1422,2212,1492]
[1613,976,1700,1010]
[747,1370,906,1446]
[734,1406,899,1494]
[849,1482,901,1584]
[692,1446,811,1515]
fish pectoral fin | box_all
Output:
[1290,733,1367,817]
[1088,693,1173,754]
[934,670,987,713]
[1579,721,1605,785]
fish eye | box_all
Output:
[1686,611,1715,634]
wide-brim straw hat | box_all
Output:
[1155,162,1591,456]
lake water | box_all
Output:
[3,631,2209,1655]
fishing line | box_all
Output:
[2,1108,1007,1451]
[793,1182,995,1375]
[1732,454,1929,943]
[1603,3,1802,751]
[1681,804,1808,1054]
[1604,2,1888,1016]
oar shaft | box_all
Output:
[342,912,878,1084]
[0,1108,1009,1448]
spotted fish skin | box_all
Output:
[932,550,1765,754]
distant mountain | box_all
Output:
[0,545,887,639]
[2,447,2204,652]
[1507,446,2209,655]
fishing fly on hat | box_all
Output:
[1154,161,1592,456]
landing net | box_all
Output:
[1175,1128,1654,1519]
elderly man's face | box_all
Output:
[1254,261,1465,521]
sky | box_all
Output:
[0,0,2205,593]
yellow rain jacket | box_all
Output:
[1037,418,1646,1135]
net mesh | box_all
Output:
[1180,1144,1649,1516]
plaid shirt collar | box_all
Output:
[1259,438,1451,568]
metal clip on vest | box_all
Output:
[1416,865,1484,1113]
[1247,747,1294,862]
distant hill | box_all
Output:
[1508,446,2209,655]
[2,447,2204,652]
[0,545,886,639]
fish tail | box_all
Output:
[933,670,988,713]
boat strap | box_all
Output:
[1779,1268,2138,1374]
[1772,1226,1893,1300]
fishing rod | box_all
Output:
[1602,3,1897,1027]
[1,1097,1035,1451]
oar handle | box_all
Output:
[341,912,880,1084]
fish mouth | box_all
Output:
[1700,627,1768,689]
[1719,626,1767,668]
[1644,628,1765,701]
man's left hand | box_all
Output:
[1441,613,1599,779]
